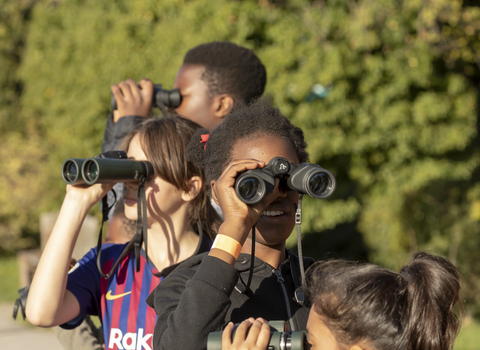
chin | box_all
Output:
[124,207,137,221]
[254,228,293,247]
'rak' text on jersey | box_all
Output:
[108,328,153,350]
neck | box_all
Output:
[143,208,199,272]
[240,237,286,269]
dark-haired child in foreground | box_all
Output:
[147,99,315,350]
[223,252,462,350]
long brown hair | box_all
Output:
[121,116,220,240]
[305,252,463,350]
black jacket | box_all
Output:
[102,113,145,153]
[146,250,313,350]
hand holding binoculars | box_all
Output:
[110,84,182,111]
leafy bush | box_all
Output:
[2,0,480,314]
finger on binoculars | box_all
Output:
[110,84,124,99]
[65,182,114,205]
[121,79,138,99]
[255,318,268,324]
[222,322,235,346]
[223,159,265,177]
[139,78,154,93]
[126,79,146,100]
[232,320,253,343]
[252,321,271,348]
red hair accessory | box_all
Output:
[200,134,209,150]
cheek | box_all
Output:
[287,191,299,209]
[177,98,209,125]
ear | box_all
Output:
[181,176,203,202]
[210,179,219,205]
[213,94,235,118]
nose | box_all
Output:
[273,179,288,199]
[124,181,139,190]
[123,182,140,197]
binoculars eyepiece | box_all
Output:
[62,150,154,186]
[110,84,182,111]
[207,320,308,350]
[235,157,336,204]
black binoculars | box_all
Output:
[207,320,308,350]
[235,157,336,204]
[62,150,154,186]
[110,84,182,111]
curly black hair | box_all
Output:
[187,98,309,193]
[183,42,266,103]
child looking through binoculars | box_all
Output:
[147,99,336,350]
[26,116,220,350]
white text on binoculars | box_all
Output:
[108,328,153,350]
[262,211,284,216]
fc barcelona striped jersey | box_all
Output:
[64,243,161,350]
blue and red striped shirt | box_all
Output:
[64,243,160,350]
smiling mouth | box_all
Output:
[261,210,285,217]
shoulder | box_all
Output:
[146,252,208,308]
[71,242,131,272]
[164,252,208,280]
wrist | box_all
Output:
[212,234,242,258]
[217,219,252,246]
[63,191,97,212]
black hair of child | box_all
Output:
[183,42,266,103]
[186,98,309,195]
[305,252,463,350]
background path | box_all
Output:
[0,303,63,350]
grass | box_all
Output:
[0,256,20,302]
[454,318,480,350]
[0,255,479,347]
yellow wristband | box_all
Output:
[212,234,242,260]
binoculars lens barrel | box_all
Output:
[237,178,263,204]
[235,170,275,205]
[61,159,86,185]
[62,156,154,186]
[287,165,336,200]
[65,161,79,182]
[306,171,335,198]
[156,89,182,108]
[81,158,154,185]
[84,161,99,183]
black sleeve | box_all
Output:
[150,256,239,350]
[101,113,145,153]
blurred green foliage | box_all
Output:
[2,0,480,314]
[0,257,20,302]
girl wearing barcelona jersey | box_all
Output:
[26,116,220,350]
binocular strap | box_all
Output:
[295,195,305,288]
[235,225,256,297]
[134,180,149,274]
[292,195,306,305]
[96,190,137,279]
